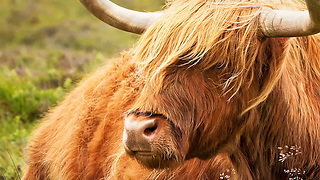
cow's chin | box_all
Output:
[134,153,177,169]
[125,150,181,169]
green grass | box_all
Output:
[0,0,164,179]
[0,116,35,179]
[0,48,107,179]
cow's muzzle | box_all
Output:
[122,113,175,168]
[123,114,160,152]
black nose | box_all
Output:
[123,114,161,152]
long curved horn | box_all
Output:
[261,0,320,37]
[80,0,163,34]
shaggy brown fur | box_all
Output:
[23,0,320,179]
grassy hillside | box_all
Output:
[0,0,164,179]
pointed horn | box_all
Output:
[261,0,320,37]
[80,0,163,34]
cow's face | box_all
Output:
[123,67,242,168]
[120,1,262,168]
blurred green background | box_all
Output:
[0,0,163,179]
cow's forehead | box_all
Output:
[131,0,263,96]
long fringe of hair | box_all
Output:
[130,0,314,114]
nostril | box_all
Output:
[144,124,158,136]
[124,114,163,141]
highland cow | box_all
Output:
[22,0,320,179]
